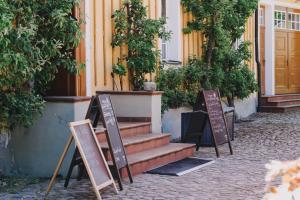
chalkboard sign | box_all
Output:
[97,95,133,190]
[85,96,101,128]
[69,120,117,199]
[202,90,233,157]
[97,95,127,168]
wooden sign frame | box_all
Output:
[69,120,117,199]
[64,95,133,191]
[46,120,117,199]
[96,94,133,190]
[197,90,233,157]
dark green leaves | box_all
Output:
[112,0,171,90]
[0,0,82,132]
[181,0,258,106]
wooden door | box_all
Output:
[275,30,300,94]
[275,30,289,94]
[288,31,300,93]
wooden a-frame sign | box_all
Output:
[46,120,117,200]
[195,90,233,157]
[64,95,133,191]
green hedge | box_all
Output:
[0,0,82,132]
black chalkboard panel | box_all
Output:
[97,95,128,169]
[203,90,228,145]
[201,90,233,157]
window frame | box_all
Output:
[274,10,287,29]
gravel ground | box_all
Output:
[1,111,300,200]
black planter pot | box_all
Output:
[181,108,235,147]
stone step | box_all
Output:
[260,104,300,113]
[95,122,151,143]
[261,94,300,102]
[101,133,171,160]
[110,143,196,177]
[261,99,300,107]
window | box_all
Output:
[288,12,300,31]
[260,8,265,26]
[161,0,167,60]
[160,0,181,62]
[274,10,286,29]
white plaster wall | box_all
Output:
[230,93,258,119]
[151,95,162,134]
[162,107,192,141]
[109,95,162,134]
[5,101,89,177]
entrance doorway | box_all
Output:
[274,8,300,94]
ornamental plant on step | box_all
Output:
[181,0,258,107]
[112,0,171,91]
[0,0,82,134]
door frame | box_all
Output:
[260,0,300,95]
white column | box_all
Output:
[85,0,92,96]
[166,0,181,61]
[264,3,275,96]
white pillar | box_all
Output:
[264,3,275,96]
[166,0,181,61]
[85,0,92,96]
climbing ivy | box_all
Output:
[0,0,82,132]
[112,0,171,90]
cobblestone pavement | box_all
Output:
[1,112,300,200]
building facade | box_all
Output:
[5,0,300,178]
[51,0,256,98]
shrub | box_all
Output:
[181,0,258,107]
[112,0,171,90]
[0,0,82,132]
[156,67,186,112]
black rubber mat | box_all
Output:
[146,158,214,176]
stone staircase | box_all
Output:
[260,94,300,112]
[95,122,195,177]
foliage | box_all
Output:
[0,0,82,132]
[157,59,213,112]
[112,60,127,91]
[181,0,258,107]
[264,159,300,200]
[156,67,186,112]
[112,0,171,90]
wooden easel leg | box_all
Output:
[228,141,233,155]
[95,190,102,200]
[64,148,78,188]
[77,162,85,181]
[196,134,202,151]
[214,145,220,158]
[116,169,123,191]
[126,165,133,183]
[46,134,73,195]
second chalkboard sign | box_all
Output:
[200,90,233,157]
[97,94,133,190]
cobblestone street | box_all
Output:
[1,111,300,200]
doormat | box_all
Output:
[145,158,215,176]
